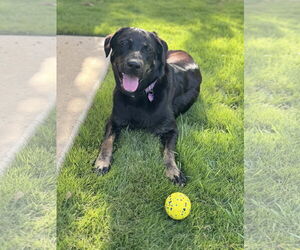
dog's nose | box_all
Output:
[127,59,142,70]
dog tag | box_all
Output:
[148,92,154,102]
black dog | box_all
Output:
[94,27,202,186]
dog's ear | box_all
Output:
[152,32,168,75]
[104,34,113,57]
[104,27,130,57]
[158,38,168,64]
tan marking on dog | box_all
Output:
[94,134,115,169]
[163,148,181,179]
[167,51,191,64]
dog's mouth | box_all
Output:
[119,73,140,92]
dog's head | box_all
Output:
[104,27,168,94]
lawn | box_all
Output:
[0,0,56,35]
[244,1,300,248]
[57,0,244,249]
[0,111,56,249]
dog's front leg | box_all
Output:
[160,129,187,186]
[94,119,118,175]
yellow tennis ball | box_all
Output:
[165,192,191,220]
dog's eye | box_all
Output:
[142,44,152,53]
[119,40,128,48]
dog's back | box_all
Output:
[166,50,202,116]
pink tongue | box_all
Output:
[122,74,139,92]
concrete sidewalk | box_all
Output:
[0,35,56,174]
[57,36,109,166]
[0,35,109,173]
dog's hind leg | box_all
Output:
[93,119,118,175]
[160,127,186,186]
[173,87,199,117]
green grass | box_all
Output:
[57,0,243,248]
[0,0,56,35]
[244,1,300,248]
[0,111,56,249]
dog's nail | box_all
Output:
[93,166,110,176]
[171,172,187,186]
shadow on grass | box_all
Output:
[0,111,56,249]
[58,0,240,38]
[244,0,300,248]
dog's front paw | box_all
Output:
[166,168,187,187]
[93,160,110,176]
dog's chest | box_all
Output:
[114,100,168,130]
